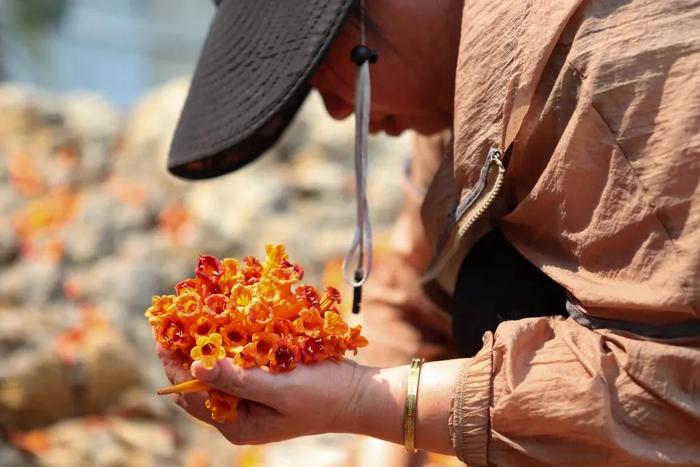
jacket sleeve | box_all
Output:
[449,317,700,466]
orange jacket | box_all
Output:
[407,0,699,464]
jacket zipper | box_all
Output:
[455,147,505,238]
[424,148,506,279]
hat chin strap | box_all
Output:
[343,58,372,313]
[343,1,377,314]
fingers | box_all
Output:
[155,342,171,359]
[190,358,282,405]
[156,345,191,385]
[157,347,241,429]
[180,391,213,421]
[176,388,285,445]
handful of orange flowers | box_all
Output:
[145,245,368,423]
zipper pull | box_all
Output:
[455,147,503,220]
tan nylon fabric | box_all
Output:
[449,334,492,466]
[414,0,700,463]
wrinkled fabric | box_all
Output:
[483,318,700,466]
[424,0,700,464]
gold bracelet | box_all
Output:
[403,357,424,453]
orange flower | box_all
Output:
[322,311,348,337]
[175,278,200,296]
[153,294,175,310]
[145,295,174,325]
[7,429,52,455]
[174,291,201,322]
[219,258,243,293]
[262,244,287,275]
[242,256,262,284]
[156,316,194,352]
[231,284,253,309]
[243,332,280,366]
[158,201,191,243]
[7,151,43,195]
[204,294,229,322]
[271,296,303,320]
[259,245,303,299]
[219,322,249,354]
[269,338,301,372]
[293,308,324,338]
[196,255,224,283]
[269,259,304,291]
[201,279,223,297]
[298,336,328,363]
[265,318,295,338]
[190,315,216,337]
[295,285,320,308]
[258,278,281,302]
[190,333,226,369]
[319,286,342,312]
[205,390,240,423]
[222,257,240,275]
[232,349,257,369]
[281,258,304,281]
[345,325,369,354]
[325,335,347,360]
[244,300,271,333]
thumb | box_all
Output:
[191,358,279,405]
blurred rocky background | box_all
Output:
[0,75,418,465]
[0,2,464,467]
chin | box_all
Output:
[370,117,407,136]
[383,126,406,137]
[369,124,404,137]
[371,115,448,137]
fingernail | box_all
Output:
[191,361,221,382]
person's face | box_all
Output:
[310,0,463,136]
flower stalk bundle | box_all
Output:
[146,245,368,423]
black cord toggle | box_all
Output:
[350,45,378,66]
[352,270,364,314]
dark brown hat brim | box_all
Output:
[168,0,354,180]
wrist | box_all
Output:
[338,364,406,444]
[413,360,461,454]
[332,359,465,455]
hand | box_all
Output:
[157,343,464,454]
[157,344,366,444]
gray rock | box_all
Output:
[0,438,32,467]
[184,161,288,242]
[105,258,162,313]
[62,220,114,264]
[71,138,113,185]
[0,151,7,182]
[28,417,178,467]
[62,93,121,142]
[111,201,157,238]
[111,386,171,422]
[0,185,23,215]
[0,260,62,306]
[64,192,157,264]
